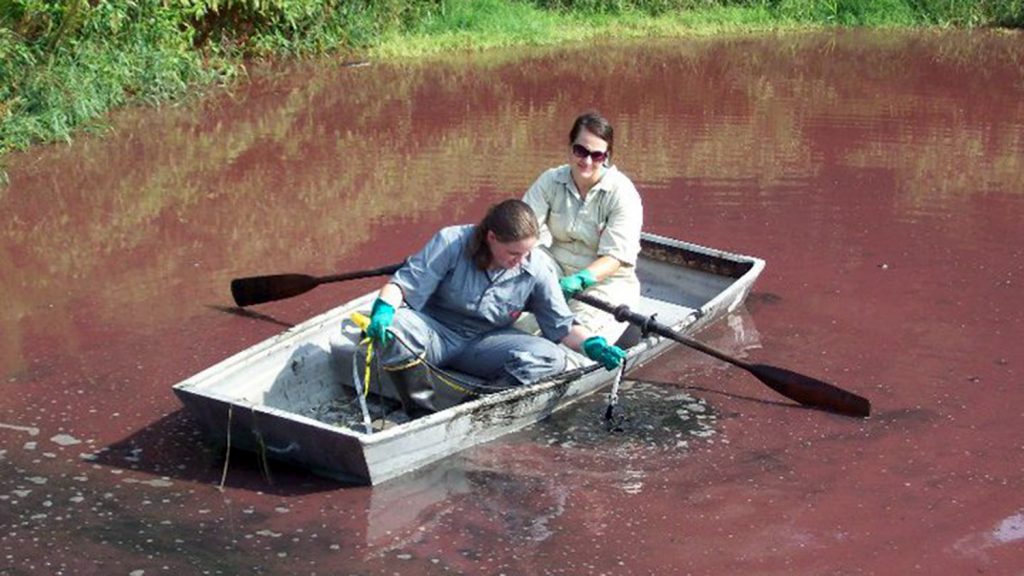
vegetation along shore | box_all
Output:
[1,0,1022,183]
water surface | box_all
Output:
[1,29,1023,574]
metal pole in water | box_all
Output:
[351,348,374,434]
[605,363,626,421]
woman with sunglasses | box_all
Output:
[522,111,643,346]
[363,199,626,418]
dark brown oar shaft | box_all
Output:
[231,263,403,307]
[574,293,870,417]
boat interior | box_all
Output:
[247,242,748,432]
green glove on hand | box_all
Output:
[366,298,395,345]
[582,335,626,371]
[559,269,598,298]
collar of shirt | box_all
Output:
[556,164,619,199]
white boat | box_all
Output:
[172,233,765,485]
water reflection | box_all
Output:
[2,28,1023,575]
[355,307,760,553]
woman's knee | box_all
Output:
[504,338,567,384]
[379,310,433,367]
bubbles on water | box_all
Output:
[458,379,727,496]
[121,477,174,488]
[0,422,40,436]
[526,379,719,451]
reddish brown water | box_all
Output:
[2,30,1023,574]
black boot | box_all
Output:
[385,362,476,419]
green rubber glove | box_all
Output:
[367,298,395,345]
[559,269,598,298]
[583,335,626,371]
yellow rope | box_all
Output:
[351,312,374,397]
[383,356,478,397]
[431,367,478,397]
[362,339,373,397]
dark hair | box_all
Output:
[468,199,540,269]
[569,111,614,160]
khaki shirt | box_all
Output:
[522,165,643,342]
[523,164,643,278]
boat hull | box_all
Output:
[173,234,764,485]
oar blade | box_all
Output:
[750,364,871,418]
[231,274,320,307]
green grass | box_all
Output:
[1,0,1022,183]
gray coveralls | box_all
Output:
[380,225,574,389]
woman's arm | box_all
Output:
[581,255,623,282]
[560,324,590,352]
[593,174,643,273]
[522,171,553,220]
[366,227,462,343]
[375,282,404,308]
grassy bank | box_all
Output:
[1,0,1021,182]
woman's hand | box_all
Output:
[366,298,395,345]
[582,335,626,370]
[559,269,597,298]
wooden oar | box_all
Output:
[574,293,871,418]
[230,263,403,307]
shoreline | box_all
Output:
[1,1,1022,182]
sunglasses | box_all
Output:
[571,143,609,163]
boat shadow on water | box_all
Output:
[91,408,356,496]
